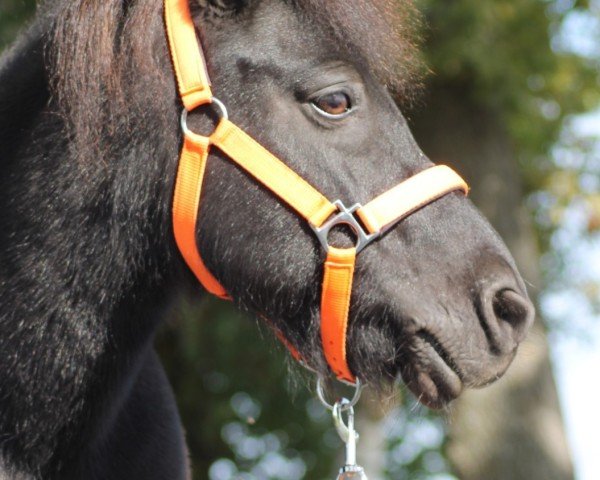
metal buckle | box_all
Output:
[310,200,379,254]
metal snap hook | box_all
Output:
[332,398,356,444]
[333,398,368,479]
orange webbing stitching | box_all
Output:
[172,133,230,299]
[357,165,469,234]
[164,0,212,110]
[321,247,357,383]
[210,119,337,227]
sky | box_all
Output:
[552,323,600,480]
[545,108,600,480]
[545,6,600,478]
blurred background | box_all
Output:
[1,0,599,478]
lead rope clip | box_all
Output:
[333,399,368,480]
[316,378,368,479]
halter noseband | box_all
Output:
[164,0,469,384]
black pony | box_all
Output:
[0,0,534,478]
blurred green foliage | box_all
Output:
[1,0,599,478]
[0,0,36,49]
[419,0,599,169]
[156,298,339,479]
[156,298,455,479]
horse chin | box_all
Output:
[396,332,464,409]
[345,323,512,409]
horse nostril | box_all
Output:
[480,287,535,354]
[493,290,534,338]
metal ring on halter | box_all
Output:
[180,96,229,137]
[316,376,363,412]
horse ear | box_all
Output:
[197,0,253,16]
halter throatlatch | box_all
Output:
[165,0,469,384]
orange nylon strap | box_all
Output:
[164,0,212,110]
[274,329,303,362]
[357,165,469,234]
[318,167,468,384]
[211,119,337,227]
[164,0,320,371]
[172,134,230,299]
[320,247,357,383]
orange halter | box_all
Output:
[164,0,469,384]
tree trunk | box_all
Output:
[409,84,574,480]
[355,390,387,476]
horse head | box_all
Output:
[45,0,535,410]
[157,0,535,408]
[0,0,538,476]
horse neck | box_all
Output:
[0,17,184,476]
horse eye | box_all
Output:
[311,92,352,117]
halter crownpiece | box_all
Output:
[164,0,469,384]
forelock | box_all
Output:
[295,0,424,104]
[48,0,424,162]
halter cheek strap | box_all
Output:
[165,0,469,384]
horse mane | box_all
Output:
[47,0,167,163]
[46,0,422,163]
